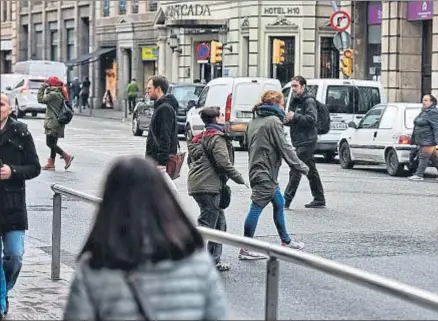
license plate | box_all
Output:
[330,122,348,130]
[237,111,253,118]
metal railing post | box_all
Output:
[265,257,280,320]
[51,192,62,280]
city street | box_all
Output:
[21,115,438,320]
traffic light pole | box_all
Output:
[329,1,349,51]
[273,64,278,79]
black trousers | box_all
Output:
[46,135,64,159]
[81,93,89,108]
[128,96,136,112]
[193,193,226,264]
[284,142,325,204]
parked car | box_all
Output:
[282,78,386,162]
[5,75,47,117]
[131,95,154,136]
[131,83,204,137]
[185,77,282,148]
[337,103,437,176]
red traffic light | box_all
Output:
[343,49,353,58]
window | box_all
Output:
[29,79,45,89]
[319,37,339,79]
[325,86,381,114]
[50,30,58,61]
[15,79,25,89]
[119,0,126,14]
[34,26,44,60]
[378,106,398,129]
[197,87,209,108]
[1,1,7,22]
[170,86,204,105]
[103,0,110,17]
[149,0,157,11]
[66,28,75,60]
[269,36,295,86]
[358,107,384,129]
[405,108,422,129]
[132,0,139,14]
[21,0,29,8]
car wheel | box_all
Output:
[386,148,405,176]
[131,114,143,136]
[185,125,193,141]
[339,142,354,169]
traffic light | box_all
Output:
[341,49,353,78]
[272,39,286,64]
[210,41,223,64]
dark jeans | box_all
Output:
[81,93,89,108]
[284,142,325,204]
[128,96,136,113]
[415,146,438,177]
[193,194,226,264]
[244,187,290,243]
[46,135,64,159]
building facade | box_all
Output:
[154,1,341,86]
[0,0,14,73]
[342,0,438,103]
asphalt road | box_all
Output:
[21,115,438,320]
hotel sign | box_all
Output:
[264,6,301,15]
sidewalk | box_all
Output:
[5,237,74,320]
[73,107,131,122]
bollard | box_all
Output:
[265,257,279,320]
[51,193,62,280]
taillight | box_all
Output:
[225,93,232,121]
[398,135,411,145]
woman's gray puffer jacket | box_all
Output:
[63,249,228,320]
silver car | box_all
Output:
[5,75,47,117]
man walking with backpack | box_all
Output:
[284,75,326,209]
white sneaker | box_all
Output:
[282,241,305,250]
[238,249,268,261]
[408,175,424,181]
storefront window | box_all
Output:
[366,2,382,80]
[319,37,340,79]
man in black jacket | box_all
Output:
[145,75,178,172]
[283,76,326,209]
[0,93,41,318]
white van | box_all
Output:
[185,77,282,148]
[14,60,67,83]
[282,79,386,161]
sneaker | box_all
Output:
[304,200,326,208]
[408,175,424,181]
[282,240,305,250]
[238,249,268,261]
[215,262,230,272]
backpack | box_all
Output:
[58,100,74,125]
[306,97,330,135]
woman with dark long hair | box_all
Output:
[63,157,227,320]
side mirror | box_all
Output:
[5,86,12,91]
[187,100,197,109]
[348,121,358,129]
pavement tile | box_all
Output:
[5,239,74,320]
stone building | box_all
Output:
[341,0,437,103]
[0,0,14,73]
[154,1,341,86]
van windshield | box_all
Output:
[29,79,45,89]
[325,85,381,114]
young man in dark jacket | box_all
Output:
[0,93,41,318]
[187,107,246,271]
[283,75,326,209]
[145,75,179,171]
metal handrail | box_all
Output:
[50,183,438,319]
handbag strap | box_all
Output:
[124,273,153,320]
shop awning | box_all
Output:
[66,47,116,67]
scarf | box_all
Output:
[256,104,285,121]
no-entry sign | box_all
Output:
[330,10,351,32]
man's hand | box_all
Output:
[157,165,167,173]
[286,111,294,121]
[0,164,12,180]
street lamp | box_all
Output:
[168,33,182,53]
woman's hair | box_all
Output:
[200,106,220,124]
[253,90,284,112]
[79,157,204,271]
[425,94,438,105]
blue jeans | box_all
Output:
[244,187,291,243]
[0,231,25,313]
